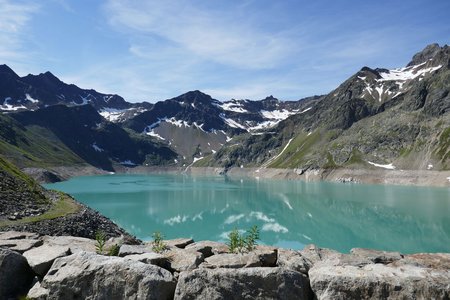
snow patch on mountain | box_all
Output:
[378,62,442,84]
[145,130,165,140]
[260,109,298,120]
[220,114,247,130]
[99,108,128,122]
[91,142,104,152]
[367,161,395,169]
[25,94,39,103]
[1,97,26,111]
[215,101,249,113]
[120,160,136,166]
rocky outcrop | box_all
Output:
[174,267,312,300]
[0,231,449,299]
[309,252,450,300]
[23,244,70,276]
[28,251,176,300]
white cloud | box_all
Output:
[224,214,245,224]
[163,215,188,226]
[104,0,294,70]
[262,222,288,233]
[249,211,275,223]
[0,0,39,65]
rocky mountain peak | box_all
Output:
[407,43,449,67]
[176,90,214,105]
[0,64,19,78]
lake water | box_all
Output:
[45,174,450,253]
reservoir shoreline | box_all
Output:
[38,165,450,187]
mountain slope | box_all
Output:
[0,105,177,171]
[205,44,450,171]
[124,90,315,165]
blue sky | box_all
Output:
[1,0,449,102]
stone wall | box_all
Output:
[0,231,449,299]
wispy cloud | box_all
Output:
[0,0,39,67]
[104,0,294,70]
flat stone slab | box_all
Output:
[165,248,204,272]
[309,260,450,300]
[0,231,40,240]
[203,253,262,269]
[118,244,150,257]
[42,236,96,254]
[350,248,403,264]
[0,239,43,253]
[124,252,170,269]
[165,238,194,249]
[185,240,229,257]
[175,267,312,300]
[23,245,70,276]
[277,248,310,274]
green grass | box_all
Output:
[323,152,338,169]
[268,130,322,168]
[0,193,80,228]
[435,127,450,163]
[344,148,365,166]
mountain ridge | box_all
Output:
[0,43,449,178]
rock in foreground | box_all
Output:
[28,252,176,300]
[175,267,312,300]
[0,248,34,299]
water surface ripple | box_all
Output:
[45,174,450,253]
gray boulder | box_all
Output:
[124,252,171,269]
[309,253,450,300]
[0,238,43,253]
[277,248,310,274]
[42,235,96,253]
[166,248,204,272]
[202,253,262,269]
[202,246,277,269]
[299,244,340,267]
[27,251,176,300]
[174,267,312,300]
[185,240,229,257]
[0,248,35,299]
[23,244,70,276]
[0,231,40,240]
[350,248,403,264]
[164,238,194,249]
[118,244,150,257]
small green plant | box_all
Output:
[151,231,167,253]
[95,231,106,254]
[107,243,120,256]
[245,225,260,251]
[227,225,260,253]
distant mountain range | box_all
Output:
[0,43,448,175]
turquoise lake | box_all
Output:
[45,174,450,253]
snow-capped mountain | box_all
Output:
[0,66,311,166]
[122,90,317,164]
[208,43,450,171]
[0,65,150,115]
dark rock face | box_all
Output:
[0,66,131,111]
[174,267,312,300]
[0,248,35,299]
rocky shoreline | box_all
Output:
[1,231,449,299]
[29,164,450,187]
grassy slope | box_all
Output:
[0,156,81,228]
[0,114,85,168]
